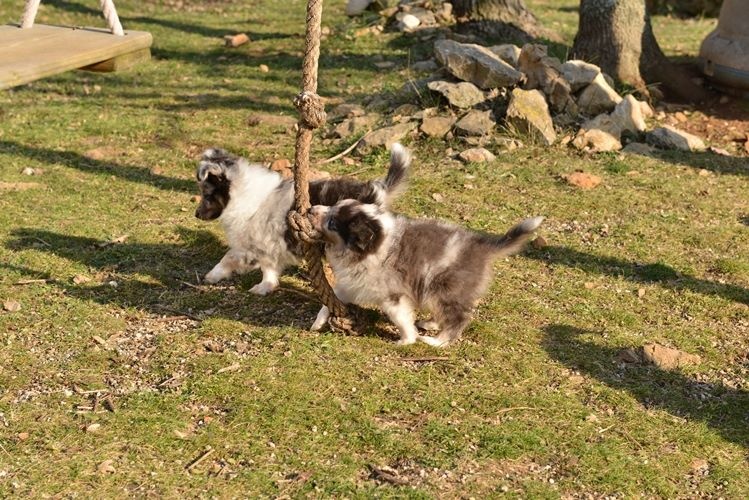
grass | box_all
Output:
[1,0,748,497]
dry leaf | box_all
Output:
[174,429,189,439]
[259,64,269,72]
[217,363,241,374]
[698,169,710,177]
[93,336,107,346]
[583,282,597,290]
[637,288,646,298]
[85,423,101,433]
[224,33,250,47]
[98,459,116,474]
[431,193,444,202]
[3,300,21,312]
[73,275,90,284]
[564,172,601,190]
[17,432,29,441]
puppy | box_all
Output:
[195,144,410,295]
[309,200,543,346]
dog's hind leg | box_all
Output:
[381,296,419,345]
[416,319,440,331]
[419,301,472,348]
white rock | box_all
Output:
[639,100,654,118]
[647,125,706,152]
[345,0,371,16]
[400,14,421,30]
[560,60,601,92]
[611,95,647,134]
[427,80,486,109]
[573,128,622,152]
[577,73,622,116]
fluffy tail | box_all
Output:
[478,216,545,257]
[378,142,410,205]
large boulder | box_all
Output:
[434,39,523,89]
[505,88,556,145]
[427,80,486,109]
[647,125,706,151]
[518,44,576,114]
[454,110,495,136]
[489,44,521,68]
[577,73,623,116]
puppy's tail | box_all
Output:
[378,142,410,206]
[478,216,544,257]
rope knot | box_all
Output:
[294,91,327,129]
[287,210,322,245]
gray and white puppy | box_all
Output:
[195,144,410,295]
[309,200,543,346]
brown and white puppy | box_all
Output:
[309,200,543,346]
[195,144,410,295]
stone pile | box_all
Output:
[339,2,709,160]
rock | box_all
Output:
[577,73,622,116]
[333,114,378,139]
[454,110,495,136]
[393,103,420,117]
[427,80,485,109]
[411,59,439,73]
[357,122,417,153]
[346,0,371,16]
[258,64,269,73]
[639,100,654,118]
[420,116,456,138]
[398,13,421,30]
[616,348,642,364]
[431,192,444,202]
[459,147,496,163]
[518,44,575,114]
[328,103,366,122]
[434,39,523,89]
[610,95,647,135]
[505,88,556,145]
[3,300,21,312]
[641,343,701,370]
[621,142,656,155]
[572,128,622,152]
[647,125,706,152]
[560,60,600,92]
[224,33,250,48]
[488,44,521,67]
[564,171,601,190]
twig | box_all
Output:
[178,280,203,290]
[195,270,201,285]
[316,132,370,165]
[217,363,241,374]
[155,306,202,322]
[279,286,317,302]
[496,406,539,414]
[369,465,409,486]
[13,278,50,285]
[32,237,52,247]
[0,441,12,459]
[185,447,214,472]
[400,356,450,362]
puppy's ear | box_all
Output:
[197,161,226,182]
[347,214,382,254]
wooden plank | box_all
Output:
[82,47,151,73]
[0,24,152,89]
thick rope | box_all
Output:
[288,0,356,333]
[20,0,41,28]
[100,0,124,36]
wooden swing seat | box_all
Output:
[0,23,152,90]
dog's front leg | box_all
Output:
[249,267,280,295]
[381,297,418,345]
[205,250,252,284]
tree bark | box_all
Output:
[573,0,711,102]
[452,0,556,42]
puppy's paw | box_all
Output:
[204,269,226,284]
[396,338,417,346]
[418,335,448,348]
[250,281,277,296]
[416,319,440,331]
[311,306,330,331]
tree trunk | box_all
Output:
[452,0,557,42]
[573,0,711,102]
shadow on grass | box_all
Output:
[542,324,749,448]
[0,140,194,193]
[649,150,749,178]
[5,227,395,339]
[529,245,749,306]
